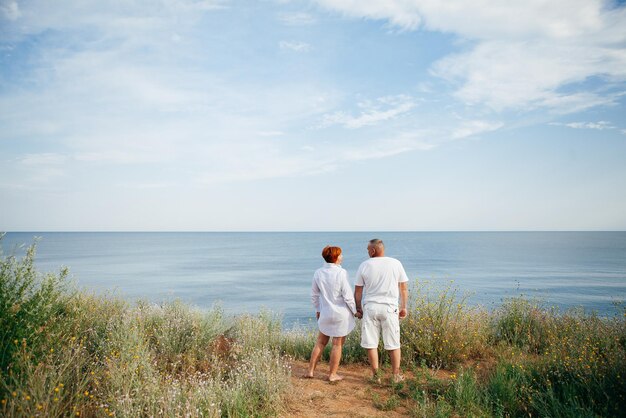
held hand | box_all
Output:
[398,308,407,319]
[355,308,363,319]
[316,312,320,320]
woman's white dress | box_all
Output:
[311,263,356,337]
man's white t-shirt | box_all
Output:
[355,256,409,307]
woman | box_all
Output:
[306,245,357,382]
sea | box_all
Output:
[2,232,625,327]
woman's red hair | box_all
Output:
[322,246,342,263]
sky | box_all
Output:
[1,0,625,231]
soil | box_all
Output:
[281,360,412,418]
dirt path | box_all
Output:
[281,360,411,418]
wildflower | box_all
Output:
[84,391,89,396]
[12,392,16,397]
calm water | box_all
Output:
[2,232,625,326]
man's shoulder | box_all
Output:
[389,257,404,265]
[357,259,372,269]
[380,256,402,265]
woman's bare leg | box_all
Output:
[307,332,329,377]
[328,336,345,381]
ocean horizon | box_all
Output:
[2,231,625,327]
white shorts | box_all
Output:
[360,303,401,350]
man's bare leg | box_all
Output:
[389,348,403,382]
[366,348,380,379]
[307,332,329,377]
[328,336,345,382]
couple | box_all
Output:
[307,239,409,383]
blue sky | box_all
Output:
[1,0,625,231]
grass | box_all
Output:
[282,280,626,417]
[2,238,625,417]
[1,240,291,417]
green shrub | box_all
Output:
[0,240,72,397]
[402,282,489,369]
[492,297,551,353]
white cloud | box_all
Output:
[315,0,421,29]
[0,0,20,20]
[550,120,620,130]
[316,1,626,113]
[319,94,416,129]
[341,132,435,161]
[278,11,316,25]
[565,121,614,130]
[0,0,227,47]
[432,40,625,112]
[451,119,503,139]
[315,0,612,40]
[279,40,311,52]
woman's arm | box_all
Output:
[311,274,321,315]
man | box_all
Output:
[354,238,409,383]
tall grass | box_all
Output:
[401,282,490,369]
[280,279,625,417]
[0,240,291,417]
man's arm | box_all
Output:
[354,285,364,319]
[398,282,408,319]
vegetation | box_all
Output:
[1,241,290,417]
[282,282,626,417]
[2,239,625,417]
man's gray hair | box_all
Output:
[369,239,384,249]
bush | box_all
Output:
[0,239,72,397]
[492,297,551,352]
[402,282,489,369]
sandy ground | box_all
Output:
[281,360,412,418]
